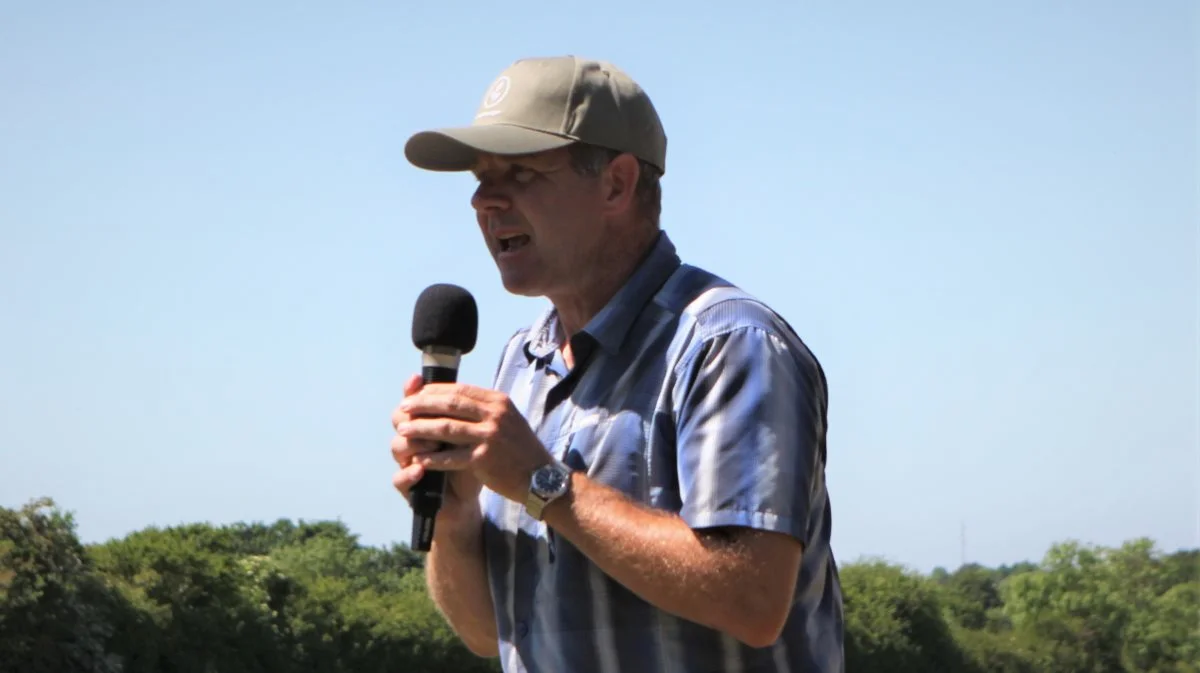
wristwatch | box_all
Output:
[525,459,573,521]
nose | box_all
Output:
[471,180,511,214]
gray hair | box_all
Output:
[567,143,663,228]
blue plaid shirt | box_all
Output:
[479,231,844,673]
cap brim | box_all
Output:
[404,124,577,172]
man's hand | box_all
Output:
[390,374,484,526]
[391,376,502,658]
[392,378,804,649]
[393,382,552,504]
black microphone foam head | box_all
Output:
[411,283,478,354]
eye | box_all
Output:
[472,164,537,186]
[510,166,535,184]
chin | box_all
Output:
[496,271,548,298]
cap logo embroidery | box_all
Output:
[482,76,510,109]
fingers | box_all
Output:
[390,375,473,502]
[391,432,442,465]
[397,417,489,446]
[403,373,423,397]
[389,378,503,502]
[413,445,475,472]
[400,386,490,421]
[392,461,425,500]
[416,382,491,398]
[391,374,428,430]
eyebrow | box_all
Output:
[472,159,540,177]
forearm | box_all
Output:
[542,472,795,647]
[425,511,499,657]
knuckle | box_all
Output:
[479,420,500,438]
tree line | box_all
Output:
[1,497,1195,673]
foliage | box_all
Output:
[2,497,1196,673]
[0,498,123,673]
[0,498,498,673]
[841,558,979,672]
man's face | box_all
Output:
[469,147,610,299]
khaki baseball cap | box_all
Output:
[404,56,667,175]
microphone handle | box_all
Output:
[409,362,460,551]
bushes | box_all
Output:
[0,498,498,673]
[3,497,1196,673]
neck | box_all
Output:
[550,227,659,343]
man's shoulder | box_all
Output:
[659,263,813,350]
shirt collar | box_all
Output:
[523,230,682,362]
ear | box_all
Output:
[599,153,640,218]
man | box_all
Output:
[390,55,844,673]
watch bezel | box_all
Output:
[532,463,569,496]
[526,460,572,520]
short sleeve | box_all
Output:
[673,324,827,545]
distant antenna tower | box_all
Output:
[960,521,967,567]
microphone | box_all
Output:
[408,282,478,552]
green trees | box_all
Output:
[0,498,499,673]
[0,498,123,673]
[918,537,1200,673]
[994,538,1200,673]
[841,559,978,672]
[2,497,1196,673]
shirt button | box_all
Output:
[516,621,529,638]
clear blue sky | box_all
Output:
[1,1,1195,573]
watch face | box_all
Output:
[534,465,567,494]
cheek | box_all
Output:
[545,191,601,228]
[475,216,492,248]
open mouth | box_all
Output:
[498,234,531,253]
